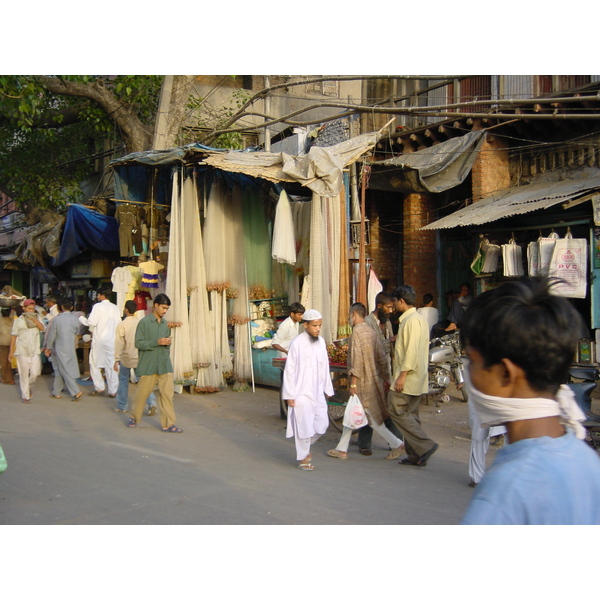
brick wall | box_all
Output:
[403,193,437,302]
[471,134,510,201]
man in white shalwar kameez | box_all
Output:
[282,309,334,471]
[79,287,121,397]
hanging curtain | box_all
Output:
[165,167,195,385]
[183,173,223,392]
[272,189,297,266]
[202,177,233,379]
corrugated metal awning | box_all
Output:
[421,171,600,230]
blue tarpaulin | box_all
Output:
[52,204,119,266]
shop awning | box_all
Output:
[109,130,383,199]
[368,130,486,194]
[421,170,600,230]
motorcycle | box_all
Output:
[567,366,600,451]
[428,331,468,403]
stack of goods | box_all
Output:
[327,341,348,365]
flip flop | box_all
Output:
[21,397,31,404]
[72,392,82,402]
[162,425,183,433]
[398,457,423,467]
[416,443,439,465]
[127,418,137,428]
[50,394,61,399]
[297,462,314,471]
[89,390,105,396]
[359,448,372,456]
[327,449,348,460]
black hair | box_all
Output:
[97,287,112,297]
[460,277,581,394]
[392,284,416,306]
[59,298,73,311]
[46,294,57,304]
[375,292,394,306]
[124,300,137,315]
[423,293,434,304]
[153,293,171,306]
[350,302,367,318]
[459,282,472,291]
[1,308,11,317]
[289,302,305,314]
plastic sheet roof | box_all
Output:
[421,170,600,230]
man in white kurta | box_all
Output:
[79,287,121,396]
[282,309,334,470]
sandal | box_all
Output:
[50,394,61,399]
[162,425,183,433]
[359,448,372,456]
[385,445,405,460]
[127,418,137,428]
[21,397,31,404]
[72,392,82,402]
[297,462,314,471]
[89,390,105,396]
[327,449,348,460]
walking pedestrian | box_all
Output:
[282,309,334,471]
[79,287,121,397]
[113,300,156,415]
[327,303,404,461]
[388,285,439,467]
[359,291,403,455]
[43,298,83,401]
[127,294,183,433]
[9,299,45,403]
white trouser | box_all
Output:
[16,354,41,400]
[89,348,118,395]
[469,401,506,484]
[294,433,323,461]
[336,408,403,453]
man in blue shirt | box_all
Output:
[459,278,600,525]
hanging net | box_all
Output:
[165,167,195,385]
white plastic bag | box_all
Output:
[548,234,588,298]
[342,394,369,429]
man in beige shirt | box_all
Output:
[113,300,156,414]
[388,285,438,467]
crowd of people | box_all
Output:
[1,288,183,433]
[280,278,600,525]
[3,277,599,524]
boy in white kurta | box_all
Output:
[282,309,334,471]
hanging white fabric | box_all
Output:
[367,268,383,313]
[272,189,297,265]
[527,240,540,276]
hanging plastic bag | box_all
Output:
[502,238,524,277]
[527,241,540,276]
[538,231,560,276]
[0,443,6,475]
[481,241,500,273]
[342,394,369,429]
[548,232,588,298]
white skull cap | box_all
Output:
[302,309,322,321]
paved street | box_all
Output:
[0,371,488,525]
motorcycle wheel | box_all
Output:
[279,392,288,419]
[327,398,346,432]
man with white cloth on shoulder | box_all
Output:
[460,277,600,525]
[282,309,334,471]
[79,286,121,397]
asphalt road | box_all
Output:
[0,372,487,525]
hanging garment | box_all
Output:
[115,204,139,258]
[139,260,164,288]
[272,189,297,265]
[111,266,133,313]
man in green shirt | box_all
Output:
[127,294,183,433]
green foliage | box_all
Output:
[187,87,251,150]
[0,75,163,210]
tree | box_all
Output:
[0,75,196,211]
